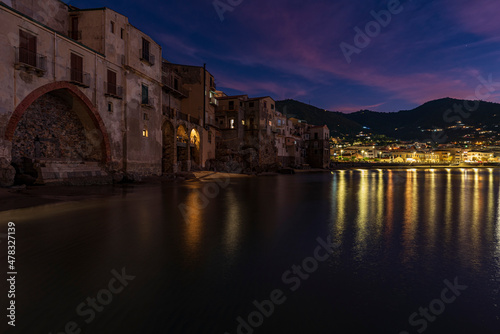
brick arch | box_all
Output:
[5,81,111,163]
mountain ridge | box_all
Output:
[276,98,500,141]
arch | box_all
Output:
[5,82,111,163]
[190,128,201,167]
[176,124,189,142]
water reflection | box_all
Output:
[402,169,418,263]
[183,189,203,256]
[224,188,241,259]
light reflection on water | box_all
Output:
[0,170,499,333]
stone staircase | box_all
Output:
[36,160,108,184]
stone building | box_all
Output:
[169,63,218,168]
[215,94,247,152]
[161,61,204,172]
[244,96,278,167]
[306,125,331,168]
[0,0,207,185]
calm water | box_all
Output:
[1,170,499,334]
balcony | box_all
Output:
[162,105,172,118]
[141,97,155,108]
[104,82,123,99]
[177,112,189,122]
[68,30,82,41]
[161,73,188,98]
[190,117,200,126]
[140,49,155,66]
[14,47,47,76]
[210,96,219,106]
[69,68,90,87]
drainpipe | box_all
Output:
[203,63,206,127]
[53,32,57,81]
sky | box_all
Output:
[65,0,500,113]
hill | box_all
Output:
[275,99,363,136]
[276,98,500,141]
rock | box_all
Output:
[111,171,125,184]
[0,158,15,187]
[122,173,142,183]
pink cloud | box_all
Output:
[446,0,500,37]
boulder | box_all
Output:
[0,158,15,187]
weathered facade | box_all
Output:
[169,63,218,168]
[307,125,331,168]
[0,0,209,185]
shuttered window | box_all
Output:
[142,38,150,61]
[19,30,37,67]
[141,84,149,105]
[71,53,83,83]
[107,70,117,95]
[70,17,79,40]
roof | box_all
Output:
[216,94,248,100]
[167,63,216,78]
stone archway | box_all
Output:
[5,82,111,183]
[190,128,201,169]
[5,81,110,163]
[162,120,175,174]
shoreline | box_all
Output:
[1,165,497,212]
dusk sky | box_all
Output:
[67,0,500,113]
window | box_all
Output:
[19,30,37,67]
[120,28,124,39]
[242,120,245,125]
[143,113,149,120]
[70,53,84,83]
[142,128,148,137]
[271,104,275,110]
[111,21,115,34]
[70,17,80,40]
[264,101,267,108]
[249,102,254,108]
[314,133,318,140]
[107,102,113,113]
[208,131,212,143]
[107,70,117,95]
[230,119,235,129]
[229,101,234,110]
[141,84,149,105]
[142,38,150,61]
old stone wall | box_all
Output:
[11,92,102,164]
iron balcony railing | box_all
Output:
[178,112,189,122]
[69,68,90,87]
[141,96,155,107]
[14,47,47,74]
[68,30,82,41]
[140,49,155,66]
[162,105,173,118]
[104,82,123,98]
[161,72,189,97]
